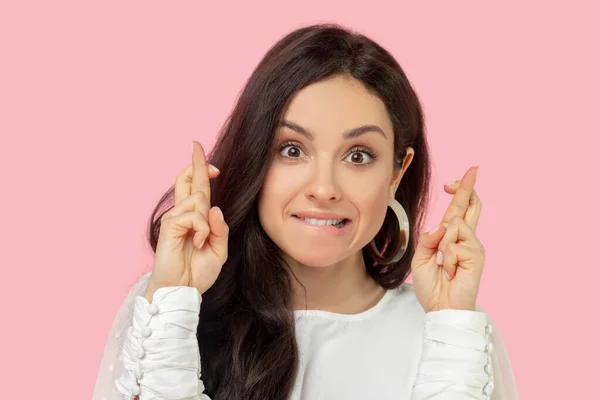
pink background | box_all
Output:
[1,1,598,398]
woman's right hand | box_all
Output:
[144,141,229,302]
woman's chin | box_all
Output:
[284,249,352,268]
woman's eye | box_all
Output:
[344,151,373,165]
[279,144,304,158]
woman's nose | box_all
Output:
[304,164,342,203]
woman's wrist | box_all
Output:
[143,281,164,303]
[143,279,194,303]
[143,282,157,303]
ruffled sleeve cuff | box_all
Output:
[115,286,206,399]
[412,309,496,399]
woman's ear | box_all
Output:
[389,147,415,198]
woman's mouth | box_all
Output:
[290,214,352,236]
[293,215,348,228]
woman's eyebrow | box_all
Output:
[278,120,387,140]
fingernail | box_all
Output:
[209,164,220,173]
[428,225,440,234]
[444,270,451,280]
[446,179,459,187]
[216,207,224,221]
[475,167,479,180]
[436,250,443,265]
[197,239,205,249]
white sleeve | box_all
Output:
[411,308,518,399]
[487,313,518,400]
[92,272,211,400]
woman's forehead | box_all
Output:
[281,77,393,140]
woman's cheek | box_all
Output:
[347,175,390,222]
[262,161,309,201]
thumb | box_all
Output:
[412,224,446,267]
[207,206,229,264]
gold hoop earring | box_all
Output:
[368,198,410,264]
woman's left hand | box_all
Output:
[410,166,485,313]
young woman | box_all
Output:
[93,24,517,399]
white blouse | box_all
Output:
[93,272,518,399]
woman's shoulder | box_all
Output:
[379,281,435,324]
[388,281,420,305]
[378,281,426,318]
[387,281,491,317]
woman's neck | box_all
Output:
[286,251,386,314]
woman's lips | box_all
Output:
[291,215,352,236]
[292,211,348,220]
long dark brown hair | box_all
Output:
[147,23,431,400]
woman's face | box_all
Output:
[258,74,413,267]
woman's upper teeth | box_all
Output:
[299,217,343,226]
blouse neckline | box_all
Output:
[292,286,400,322]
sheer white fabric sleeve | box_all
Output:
[92,272,211,400]
[487,312,518,400]
[411,308,518,399]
